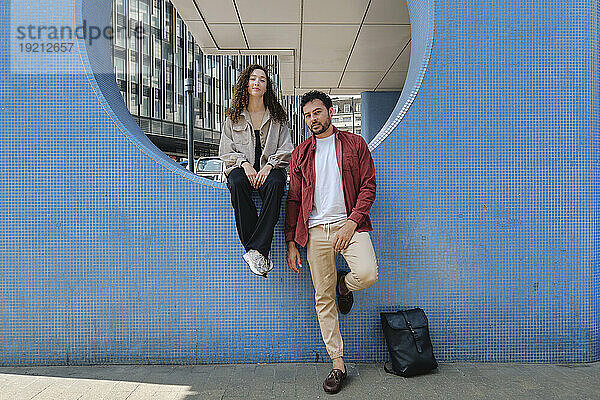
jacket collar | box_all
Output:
[237,108,272,131]
[310,125,339,150]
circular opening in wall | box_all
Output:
[82,0,434,175]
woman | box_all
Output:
[219,64,294,277]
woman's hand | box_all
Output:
[242,162,258,186]
[254,164,273,188]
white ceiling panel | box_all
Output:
[295,88,331,95]
[204,49,244,55]
[235,0,301,23]
[238,49,294,56]
[278,53,295,63]
[281,80,295,95]
[301,25,360,71]
[345,25,410,71]
[183,0,239,23]
[243,24,300,49]
[330,88,366,95]
[391,45,411,71]
[364,0,410,24]
[185,20,216,48]
[303,0,370,23]
[340,71,385,88]
[377,71,408,90]
[170,0,201,20]
[176,0,411,94]
[301,71,342,87]
[279,62,295,79]
[210,24,247,49]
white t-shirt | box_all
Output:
[308,134,347,228]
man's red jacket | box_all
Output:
[284,127,376,247]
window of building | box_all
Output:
[129,0,138,21]
[152,29,163,120]
[116,0,125,15]
[194,98,202,128]
[165,58,174,121]
[114,20,126,48]
[129,48,139,115]
[140,14,151,118]
[114,52,127,101]
[140,0,150,26]
[355,103,360,112]
[164,1,172,41]
[114,53,126,81]
[344,104,351,113]
[333,105,339,114]
[151,0,161,30]
[152,61,162,119]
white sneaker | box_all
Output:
[243,249,268,277]
[263,252,274,276]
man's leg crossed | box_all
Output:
[341,231,379,292]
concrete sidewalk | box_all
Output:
[0,362,598,400]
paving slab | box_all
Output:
[0,362,597,400]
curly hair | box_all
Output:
[300,90,333,110]
[226,64,288,124]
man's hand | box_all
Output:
[242,162,258,187]
[286,241,302,273]
[332,219,358,252]
[255,164,273,188]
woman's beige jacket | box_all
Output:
[219,108,294,176]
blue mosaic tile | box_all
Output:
[0,0,598,366]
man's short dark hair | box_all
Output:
[300,90,333,110]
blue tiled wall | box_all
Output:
[0,0,598,366]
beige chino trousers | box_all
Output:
[306,219,378,360]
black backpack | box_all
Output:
[380,308,438,377]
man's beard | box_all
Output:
[309,117,331,135]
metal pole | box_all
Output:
[185,77,195,172]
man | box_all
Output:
[285,91,378,394]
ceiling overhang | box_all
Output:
[170,0,411,96]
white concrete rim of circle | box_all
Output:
[368,0,435,152]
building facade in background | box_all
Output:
[331,96,361,135]
[111,0,305,161]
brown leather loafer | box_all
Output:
[336,271,354,315]
[323,368,347,394]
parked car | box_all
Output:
[195,157,225,182]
